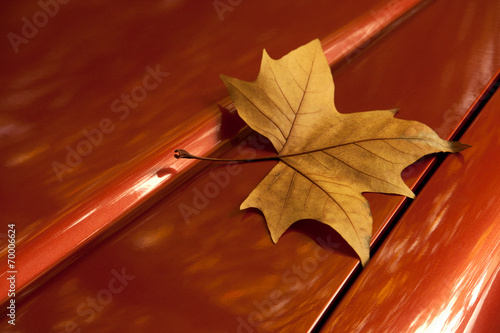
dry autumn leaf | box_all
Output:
[175,39,469,265]
[216,39,469,265]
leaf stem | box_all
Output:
[174,149,280,163]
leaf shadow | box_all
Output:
[156,167,178,178]
[218,104,246,140]
[240,208,266,226]
[218,104,278,155]
[241,209,358,261]
[286,219,359,259]
[453,151,468,165]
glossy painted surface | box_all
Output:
[0,0,391,241]
[1,0,500,332]
[0,0,428,304]
[321,78,500,333]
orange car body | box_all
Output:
[1,0,500,332]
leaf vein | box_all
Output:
[225,80,288,144]
[280,170,296,223]
[280,48,317,151]
[266,57,297,118]
[281,160,363,247]
[320,151,409,193]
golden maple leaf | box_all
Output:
[218,39,468,265]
